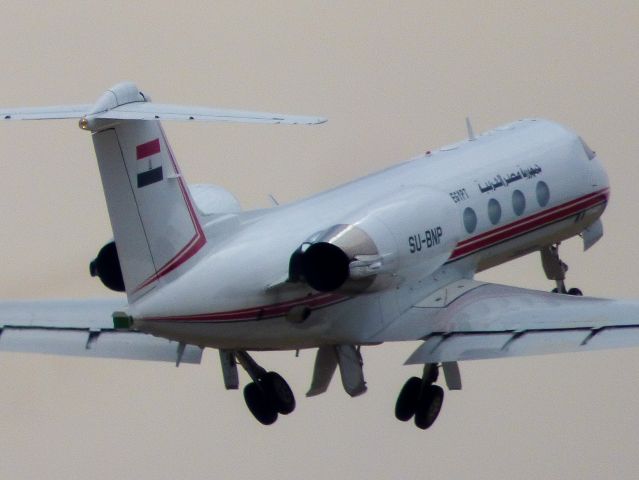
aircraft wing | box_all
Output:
[0,299,202,364]
[367,280,639,364]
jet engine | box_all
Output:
[289,187,461,293]
[89,241,125,292]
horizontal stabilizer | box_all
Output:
[0,102,326,125]
[89,103,327,125]
[0,104,92,120]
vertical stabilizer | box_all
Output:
[0,81,325,299]
[89,83,206,300]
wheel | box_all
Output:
[261,371,296,415]
[414,385,444,430]
[395,376,422,421]
[243,382,278,425]
[568,287,583,296]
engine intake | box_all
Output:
[90,241,125,292]
[290,224,379,293]
[300,242,350,292]
[289,187,462,294]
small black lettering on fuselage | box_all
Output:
[409,226,443,253]
[449,188,469,203]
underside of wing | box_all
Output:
[368,280,639,364]
[0,300,202,364]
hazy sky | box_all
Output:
[0,1,638,479]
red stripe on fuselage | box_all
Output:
[142,292,349,323]
[449,188,609,260]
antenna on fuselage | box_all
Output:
[466,117,476,141]
[268,194,280,206]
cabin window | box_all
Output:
[488,198,502,225]
[536,181,550,207]
[512,190,526,216]
[463,207,477,233]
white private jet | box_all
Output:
[1,82,636,429]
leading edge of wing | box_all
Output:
[367,281,639,364]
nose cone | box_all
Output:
[579,137,609,192]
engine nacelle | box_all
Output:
[188,184,242,215]
[290,187,461,293]
[89,241,125,292]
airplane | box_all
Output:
[1,81,638,430]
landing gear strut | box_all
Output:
[395,363,445,430]
[235,351,296,425]
[540,244,583,296]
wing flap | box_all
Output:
[406,325,639,364]
[1,329,90,356]
[0,327,202,363]
[406,332,514,364]
[585,326,639,349]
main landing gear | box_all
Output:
[234,351,296,425]
[395,363,444,430]
[540,244,583,296]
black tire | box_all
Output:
[568,287,583,296]
[414,385,444,430]
[244,382,278,425]
[261,371,296,415]
[395,376,422,421]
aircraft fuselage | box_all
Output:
[132,118,609,350]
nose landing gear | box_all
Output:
[395,364,445,430]
[541,244,583,296]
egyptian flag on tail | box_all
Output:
[136,138,163,188]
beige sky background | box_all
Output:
[0,1,638,478]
